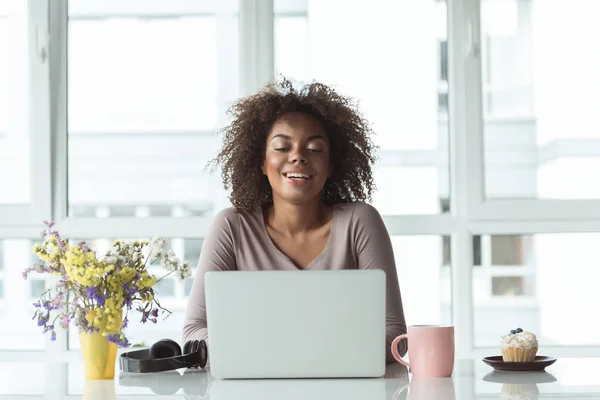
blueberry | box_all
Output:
[515,328,523,333]
[510,330,516,334]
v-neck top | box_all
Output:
[183,201,408,364]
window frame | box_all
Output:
[2,0,600,363]
[0,0,52,226]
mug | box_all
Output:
[391,325,454,377]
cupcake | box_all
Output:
[500,328,538,362]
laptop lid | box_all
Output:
[204,269,386,379]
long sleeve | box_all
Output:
[182,208,238,354]
[352,203,408,363]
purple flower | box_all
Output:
[50,331,56,341]
[40,230,47,239]
[43,220,55,229]
[107,333,130,348]
[86,287,106,307]
[78,242,90,252]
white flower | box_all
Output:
[104,256,117,265]
[176,262,191,280]
[151,237,167,251]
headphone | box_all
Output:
[119,338,208,373]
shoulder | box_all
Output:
[333,202,391,254]
[334,202,388,238]
[210,207,238,227]
[334,201,383,223]
[208,206,262,232]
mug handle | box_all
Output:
[391,334,409,367]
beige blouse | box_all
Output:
[183,201,408,363]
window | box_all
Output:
[440,199,482,266]
[0,0,31,205]
[475,232,600,347]
[1,0,599,360]
[391,236,452,326]
[0,242,3,299]
[275,0,450,215]
[481,0,600,200]
[0,239,46,349]
[66,0,239,219]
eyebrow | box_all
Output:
[271,134,328,142]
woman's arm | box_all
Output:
[352,203,408,363]
[182,208,238,348]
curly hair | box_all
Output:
[209,77,378,211]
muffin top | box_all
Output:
[500,328,538,349]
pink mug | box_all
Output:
[391,325,455,377]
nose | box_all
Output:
[290,148,307,164]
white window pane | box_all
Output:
[373,167,441,215]
[68,18,219,132]
[391,235,451,326]
[275,17,310,84]
[475,233,600,347]
[0,239,46,350]
[275,0,449,214]
[0,363,47,395]
[483,0,600,199]
[0,0,30,205]
[67,3,237,216]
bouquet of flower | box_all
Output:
[22,221,191,347]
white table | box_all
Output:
[1,358,599,399]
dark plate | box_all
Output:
[482,356,556,372]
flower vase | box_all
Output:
[79,331,118,380]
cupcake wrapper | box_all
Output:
[501,346,538,362]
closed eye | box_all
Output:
[308,149,324,153]
[274,148,290,152]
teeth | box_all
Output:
[285,173,310,179]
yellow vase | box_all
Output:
[79,331,119,380]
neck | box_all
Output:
[266,198,329,237]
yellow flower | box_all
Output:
[120,267,136,282]
[141,291,154,303]
[138,272,156,289]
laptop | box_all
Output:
[204,269,386,379]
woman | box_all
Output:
[183,78,407,363]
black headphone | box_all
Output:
[119,338,208,373]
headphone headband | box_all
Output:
[119,340,207,373]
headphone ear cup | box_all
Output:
[183,340,207,369]
[183,340,198,355]
[149,339,182,359]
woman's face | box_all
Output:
[262,112,331,206]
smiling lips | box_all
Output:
[282,171,313,184]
